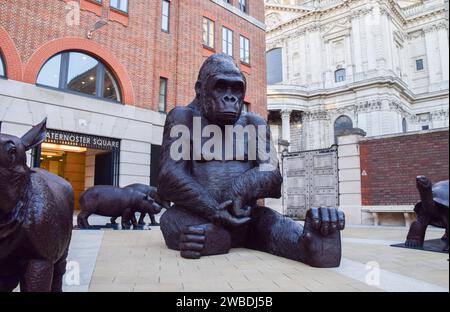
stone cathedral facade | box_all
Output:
[265,0,449,152]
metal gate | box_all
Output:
[282,146,339,219]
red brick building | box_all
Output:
[0,0,267,205]
[0,0,267,113]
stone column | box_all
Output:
[337,128,366,225]
[281,109,292,148]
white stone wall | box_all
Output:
[266,0,449,152]
[0,79,166,187]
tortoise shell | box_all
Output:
[432,180,449,208]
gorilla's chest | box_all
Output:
[191,160,254,202]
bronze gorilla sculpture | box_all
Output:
[157,54,345,268]
[0,119,73,292]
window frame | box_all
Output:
[159,77,168,113]
[222,27,234,57]
[162,0,170,33]
[110,0,129,14]
[202,17,215,50]
[240,35,250,65]
[36,51,122,103]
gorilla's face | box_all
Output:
[202,72,246,126]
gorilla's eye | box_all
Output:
[214,80,228,92]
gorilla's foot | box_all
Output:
[299,208,345,268]
[179,224,231,259]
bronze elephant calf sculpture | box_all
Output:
[77,185,163,229]
[0,119,74,292]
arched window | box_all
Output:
[37,51,121,102]
[0,52,5,78]
[334,115,353,143]
[402,118,408,133]
[335,68,346,82]
[267,48,283,85]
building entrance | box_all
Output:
[33,129,121,209]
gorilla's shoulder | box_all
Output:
[242,112,268,126]
[166,106,194,123]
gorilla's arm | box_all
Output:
[157,107,220,220]
[230,114,283,206]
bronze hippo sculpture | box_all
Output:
[0,119,74,292]
[406,176,449,252]
[124,184,170,226]
[77,185,162,229]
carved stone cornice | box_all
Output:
[430,109,449,121]
[304,110,330,121]
[356,100,382,113]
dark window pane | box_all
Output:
[159,78,168,112]
[67,52,99,96]
[103,68,121,102]
[334,115,353,132]
[267,48,283,84]
[37,53,62,88]
[416,59,424,71]
[0,54,5,77]
[402,118,407,133]
[335,69,346,82]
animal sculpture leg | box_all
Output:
[51,250,68,292]
[77,211,91,228]
[160,207,232,259]
[246,207,345,268]
[19,259,54,292]
[0,275,19,292]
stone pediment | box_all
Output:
[322,23,351,42]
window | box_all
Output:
[266,48,283,84]
[239,0,248,13]
[162,0,170,32]
[203,18,215,49]
[159,77,168,113]
[240,36,250,64]
[334,115,353,143]
[110,0,128,13]
[243,102,250,113]
[222,27,233,56]
[415,59,424,71]
[422,125,430,130]
[402,118,408,133]
[0,52,5,78]
[37,51,121,102]
[335,68,346,82]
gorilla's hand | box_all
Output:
[213,200,251,228]
[225,188,253,218]
[299,208,345,268]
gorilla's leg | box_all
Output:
[246,207,344,268]
[160,207,232,259]
[138,213,146,225]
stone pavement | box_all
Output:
[62,215,448,292]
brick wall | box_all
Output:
[0,0,267,115]
[360,129,449,206]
